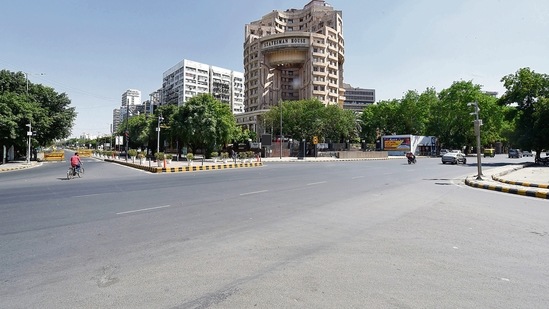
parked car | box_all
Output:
[439,149,449,157]
[508,149,522,158]
[522,150,533,157]
[442,152,467,164]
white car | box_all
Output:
[442,152,467,164]
[439,149,449,156]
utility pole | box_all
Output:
[26,122,32,164]
[279,99,283,159]
[156,113,164,154]
[468,102,483,180]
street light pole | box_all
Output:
[279,99,283,159]
[468,102,483,180]
[26,122,32,164]
[23,72,45,94]
[156,113,163,154]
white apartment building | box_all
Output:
[114,89,144,133]
[121,89,141,106]
[162,59,245,114]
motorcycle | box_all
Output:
[406,152,416,164]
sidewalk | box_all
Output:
[0,160,42,172]
[465,164,549,200]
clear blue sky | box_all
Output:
[2,0,548,137]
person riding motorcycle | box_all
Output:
[406,152,416,164]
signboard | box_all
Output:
[262,37,310,50]
[261,134,272,146]
[312,136,318,145]
[383,136,411,151]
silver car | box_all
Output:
[442,152,467,164]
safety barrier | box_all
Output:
[43,151,65,161]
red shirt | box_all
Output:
[70,155,80,167]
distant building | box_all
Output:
[112,108,121,133]
[161,59,245,114]
[121,89,141,106]
[343,83,375,112]
[113,89,144,133]
[484,91,498,98]
[148,88,163,115]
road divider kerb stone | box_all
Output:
[105,159,262,173]
[465,163,549,200]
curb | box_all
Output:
[262,157,390,163]
[0,162,42,172]
[464,177,549,199]
[491,164,549,189]
[105,159,263,173]
[465,163,549,200]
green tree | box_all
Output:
[499,67,549,158]
[360,99,400,142]
[429,81,509,152]
[172,94,237,156]
[0,70,76,155]
[145,104,178,153]
[321,106,360,143]
[398,90,433,135]
[116,114,151,149]
[233,127,256,143]
[263,99,358,143]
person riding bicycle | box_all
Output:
[70,152,82,175]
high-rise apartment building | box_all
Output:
[112,108,121,133]
[243,0,345,112]
[121,89,141,106]
[113,89,144,133]
[162,59,245,114]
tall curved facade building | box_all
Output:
[243,0,345,112]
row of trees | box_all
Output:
[2,67,547,160]
[360,81,511,152]
[262,99,361,143]
[1,70,76,158]
[115,93,255,157]
[359,67,549,157]
[115,95,363,157]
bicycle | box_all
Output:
[66,165,84,180]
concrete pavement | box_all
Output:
[2,156,548,200]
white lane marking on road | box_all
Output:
[239,190,268,196]
[307,181,327,186]
[73,193,104,198]
[116,205,171,215]
[351,176,365,179]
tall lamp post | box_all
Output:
[468,102,483,180]
[26,123,32,164]
[23,72,45,94]
[156,113,164,154]
[23,72,43,164]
